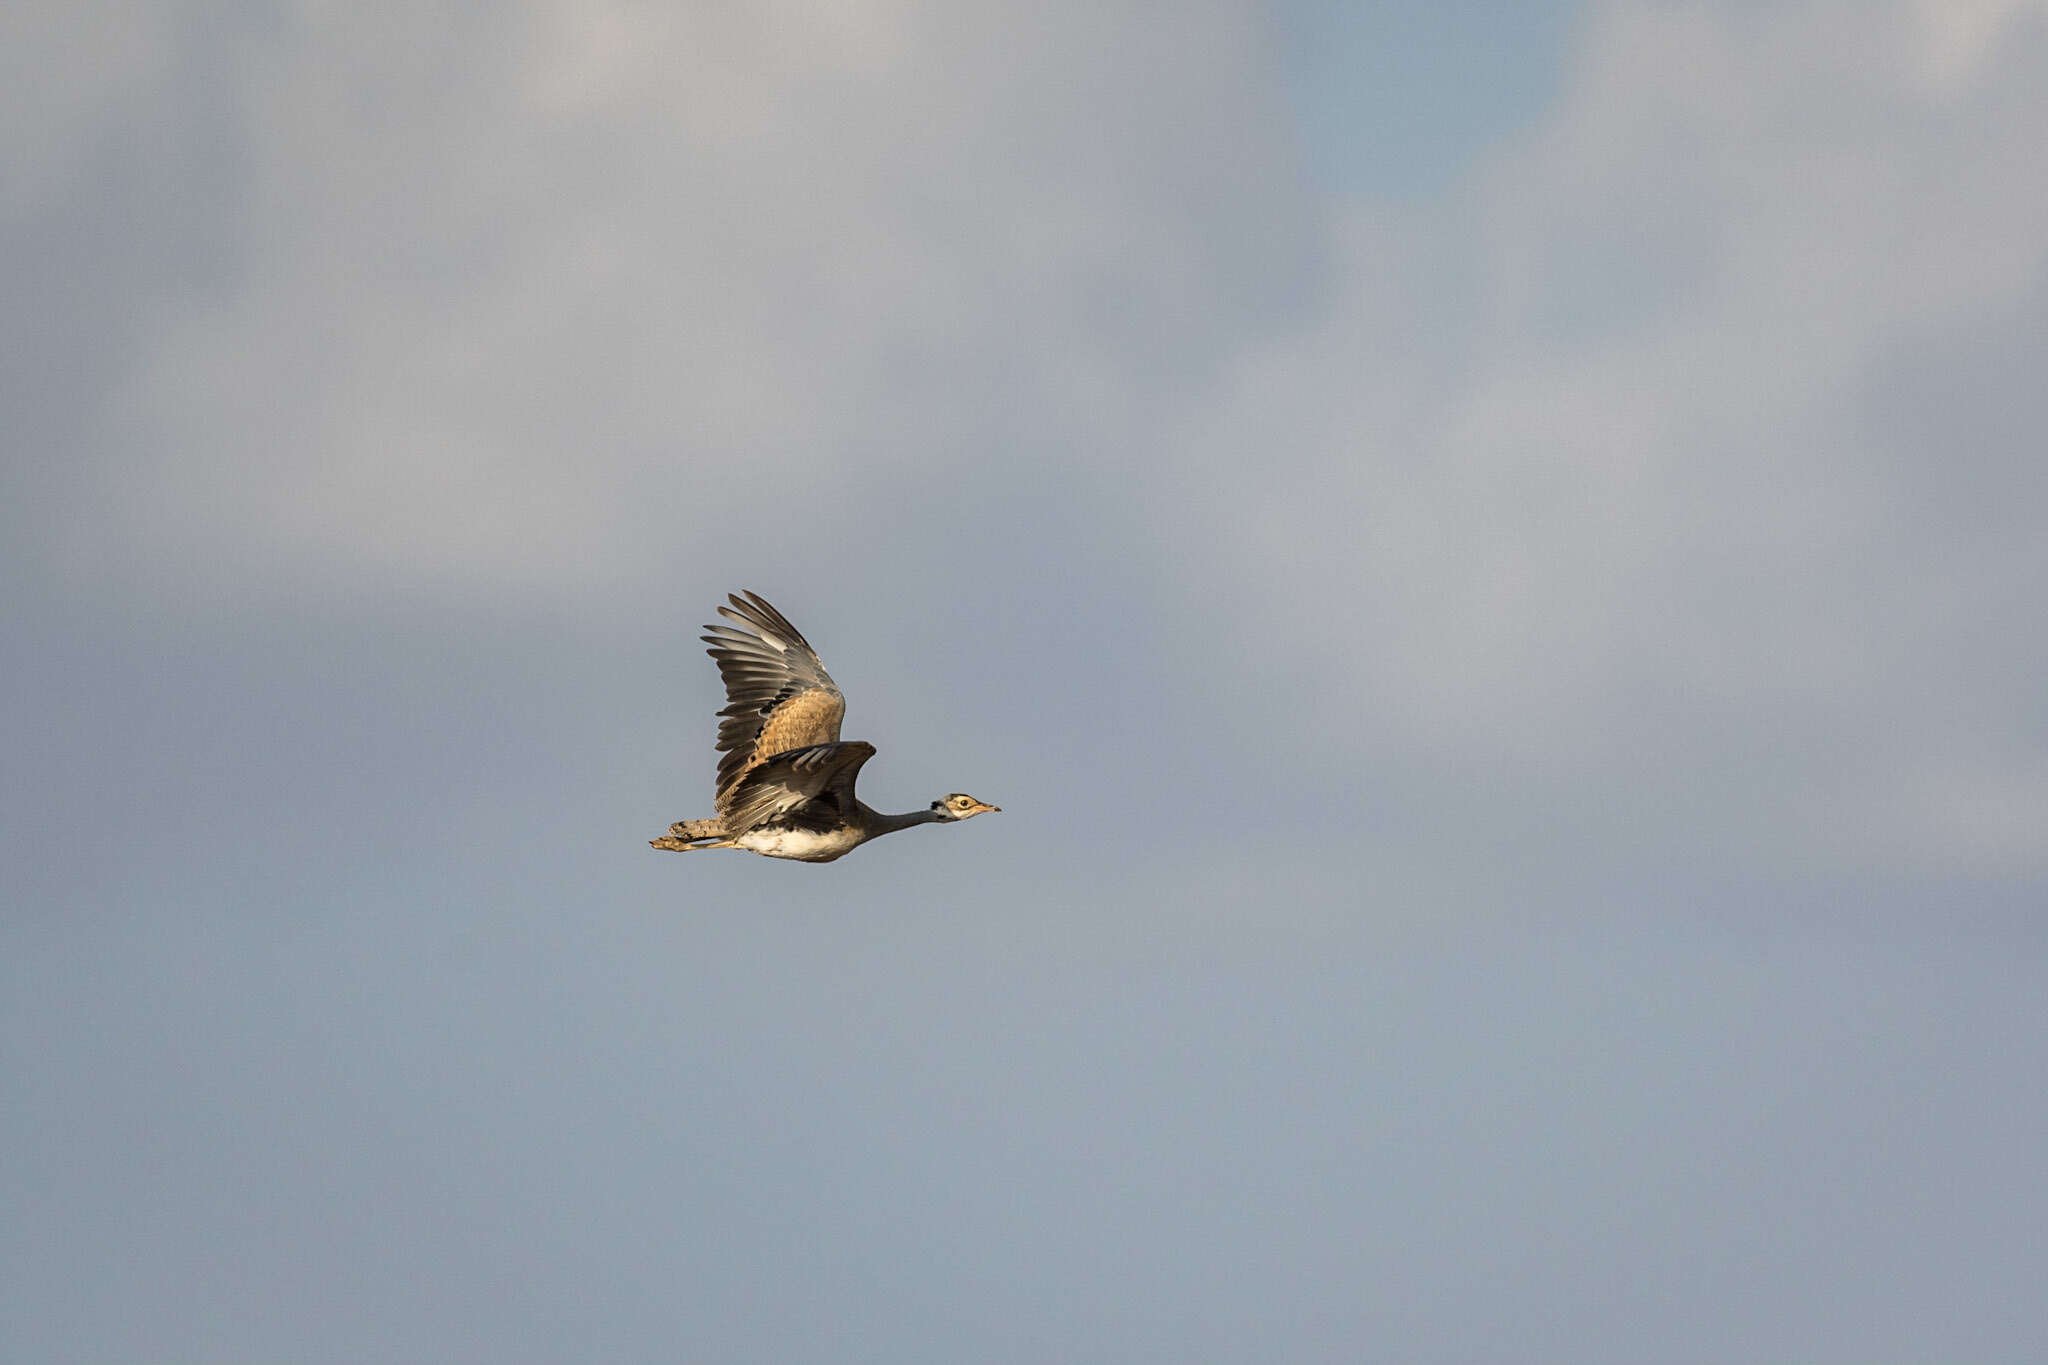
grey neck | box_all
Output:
[869,806,949,836]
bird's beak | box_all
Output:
[977,803,1001,815]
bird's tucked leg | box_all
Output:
[650,817,733,852]
[650,834,735,852]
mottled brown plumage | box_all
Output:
[701,591,847,811]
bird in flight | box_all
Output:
[650,591,999,862]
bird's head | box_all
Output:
[931,793,1000,820]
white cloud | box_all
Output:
[1161,0,2048,874]
[1914,0,2048,91]
[23,0,2048,880]
[0,0,174,210]
[69,0,1301,603]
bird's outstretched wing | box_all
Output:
[702,591,847,813]
[721,740,876,834]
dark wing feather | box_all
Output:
[722,741,876,834]
[701,591,846,812]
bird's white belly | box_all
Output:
[735,825,865,862]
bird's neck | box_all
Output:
[868,806,948,836]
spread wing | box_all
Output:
[721,741,876,834]
[701,591,847,813]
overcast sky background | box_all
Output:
[5,1,2047,1359]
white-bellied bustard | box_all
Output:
[650,592,999,862]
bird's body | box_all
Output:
[650,592,997,862]
[731,821,869,863]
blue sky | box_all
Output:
[1278,0,1576,194]
[6,2,2048,1360]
